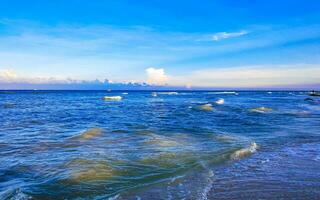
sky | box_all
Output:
[0,0,319,89]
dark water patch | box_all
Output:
[2,103,15,109]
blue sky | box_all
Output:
[0,0,319,89]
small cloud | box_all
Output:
[146,67,168,85]
[0,69,79,84]
[0,69,18,82]
[211,30,248,41]
[0,69,18,78]
[0,69,157,90]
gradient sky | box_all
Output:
[0,0,319,89]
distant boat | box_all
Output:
[309,91,320,97]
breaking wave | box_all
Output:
[231,142,259,160]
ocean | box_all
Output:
[1,90,320,199]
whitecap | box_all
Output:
[158,92,179,95]
[231,142,259,160]
[249,107,272,113]
[108,194,120,200]
[197,104,214,111]
[103,96,122,101]
[215,98,224,105]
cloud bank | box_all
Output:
[1,65,319,90]
[0,69,149,90]
[169,64,320,88]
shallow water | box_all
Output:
[0,90,320,199]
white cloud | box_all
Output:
[211,30,248,41]
[0,69,18,81]
[0,68,80,84]
[1,65,319,89]
[169,64,320,87]
[146,67,168,85]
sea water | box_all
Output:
[0,91,319,199]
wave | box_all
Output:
[208,91,238,95]
[103,96,122,101]
[158,92,179,95]
[108,194,120,200]
[249,107,273,113]
[230,142,259,160]
[198,104,214,111]
[215,98,224,105]
[151,92,158,97]
[72,128,103,140]
[65,159,115,183]
[3,103,15,109]
[215,134,237,143]
[143,134,181,148]
[0,188,31,200]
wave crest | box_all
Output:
[231,142,259,160]
[103,96,122,101]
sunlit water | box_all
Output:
[1,91,320,199]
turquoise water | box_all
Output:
[1,91,320,199]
